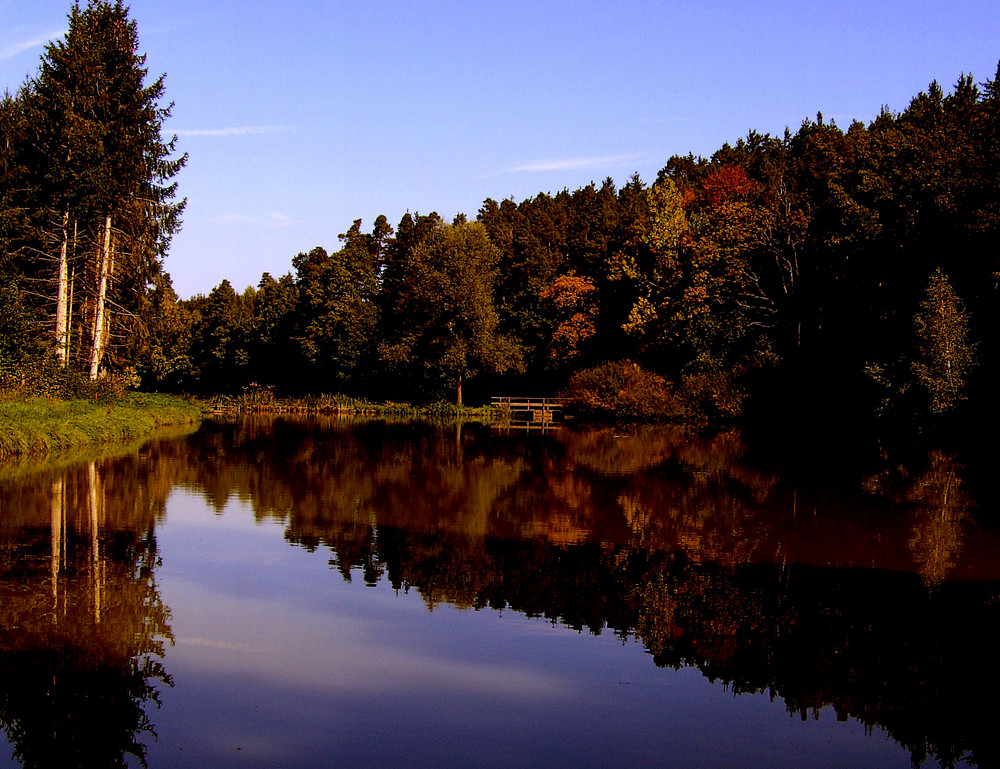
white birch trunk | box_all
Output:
[55,211,70,366]
[89,215,113,380]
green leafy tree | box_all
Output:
[187,280,253,392]
[612,178,687,354]
[292,222,380,385]
[615,174,756,370]
[130,272,194,390]
[0,276,46,388]
[379,212,442,317]
[249,272,299,387]
[379,219,522,404]
[478,194,569,372]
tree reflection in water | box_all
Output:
[0,446,176,769]
[0,417,997,768]
[187,416,998,768]
[863,449,974,586]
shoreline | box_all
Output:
[0,393,202,456]
[197,393,500,421]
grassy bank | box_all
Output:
[0,420,201,481]
[0,393,202,456]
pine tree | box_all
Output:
[31,1,186,379]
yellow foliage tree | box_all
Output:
[910,269,977,415]
[616,169,763,374]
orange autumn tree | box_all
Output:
[539,271,598,368]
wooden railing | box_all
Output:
[490,396,568,428]
[490,396,566,411]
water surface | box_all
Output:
[0,417,996,767]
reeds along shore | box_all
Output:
[202,390,499,419]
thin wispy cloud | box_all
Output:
[174,125,295,138]
[0,29,65,61]
[506,153,646,174]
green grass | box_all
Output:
[0,392,202,456]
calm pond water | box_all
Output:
[1,416,998,768]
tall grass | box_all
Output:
[200,391,497,420]
[0,392,201,456]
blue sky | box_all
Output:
[2,0,999,299]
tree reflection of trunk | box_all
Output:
[50,478,63,611]
[88,462,102,624]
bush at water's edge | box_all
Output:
[0,393,202,456]
[560,360,755,426]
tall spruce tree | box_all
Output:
[30,1,186,379]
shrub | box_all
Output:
[562,361,688,422]
[679,369,747,421]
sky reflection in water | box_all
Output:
[148,495,904,769]
[1,417,992,768]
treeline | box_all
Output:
[160,66,1000,426]
[2,4,998,425]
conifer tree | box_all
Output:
[30,1,186,379]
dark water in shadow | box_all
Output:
[1,416,997,767]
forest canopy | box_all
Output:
[2,3,998,426]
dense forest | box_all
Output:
[2,2,999,428]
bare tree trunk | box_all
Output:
[456,371,463,407]
[89,215,113,380]
[55,211,70,366]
